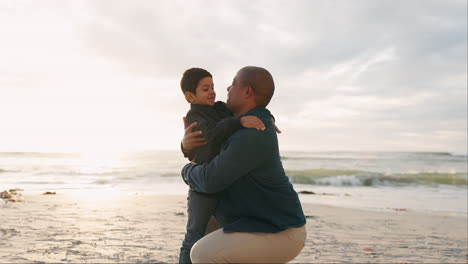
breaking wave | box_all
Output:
[286,169,468,186]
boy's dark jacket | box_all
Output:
[184,101,242,163]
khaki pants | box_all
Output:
[190,225,306,263]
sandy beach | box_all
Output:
[1,191,467,263]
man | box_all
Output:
[181,66,306,263]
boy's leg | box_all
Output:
[179,190,218,264]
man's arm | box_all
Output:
[181,114,275,155]
[202,116,241,149]
[195,114,265,150]
[182,130,268,194]
[184,109,265,162]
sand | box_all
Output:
[1,190,467,263]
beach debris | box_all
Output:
[363,248,374,251]
[43,192,56,195]
[298,190,316,195]
[1,190,24,202]
[175,212,185,216]
[0,228,20,236]
[0,191,12,199]
[71,240,83,246]
[305,215,317,219]
[298,191,340,196]
[9,188,24,194]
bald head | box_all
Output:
[238,66,275,107]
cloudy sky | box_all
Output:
[0,0,466,153]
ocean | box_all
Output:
[1,151,466,215]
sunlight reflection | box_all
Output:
[76,151,129,174]
[66,188,131,208]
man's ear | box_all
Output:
[184,91,195,103]
[244,86,254,97]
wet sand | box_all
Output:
[1,191,467,263]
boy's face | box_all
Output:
[185,77,216,106]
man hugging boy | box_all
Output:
[178,68,265,264]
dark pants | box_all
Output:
[179,190,219,264]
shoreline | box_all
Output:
[1,192,467,263]
[4,180,467,216]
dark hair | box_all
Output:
[238,66,275,107]
[180,68,212,94]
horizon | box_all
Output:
[0,148,466,155]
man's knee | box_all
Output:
[190,229,228,263]
[189,241,211,263]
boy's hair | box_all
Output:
[180,68,212,94]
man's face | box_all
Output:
[226,73,245,114]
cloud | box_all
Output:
[0,0,466,152]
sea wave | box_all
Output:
[281,151,467,160]
[450,153,468,157]
[0,168,20,173]
[0,152,79,158]
[286,169,468,186]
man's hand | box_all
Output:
[272,118,282,134]
[240,116,265,130]
[182,117,207,151]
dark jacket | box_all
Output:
[182,107,306,233]
[183,101,242,164]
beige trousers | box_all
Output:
[190,225,306,263]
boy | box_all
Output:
[178,68,265,264]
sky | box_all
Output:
[0,0,466,153]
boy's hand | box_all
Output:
[182,117,207,151]
[240,116,265,131]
